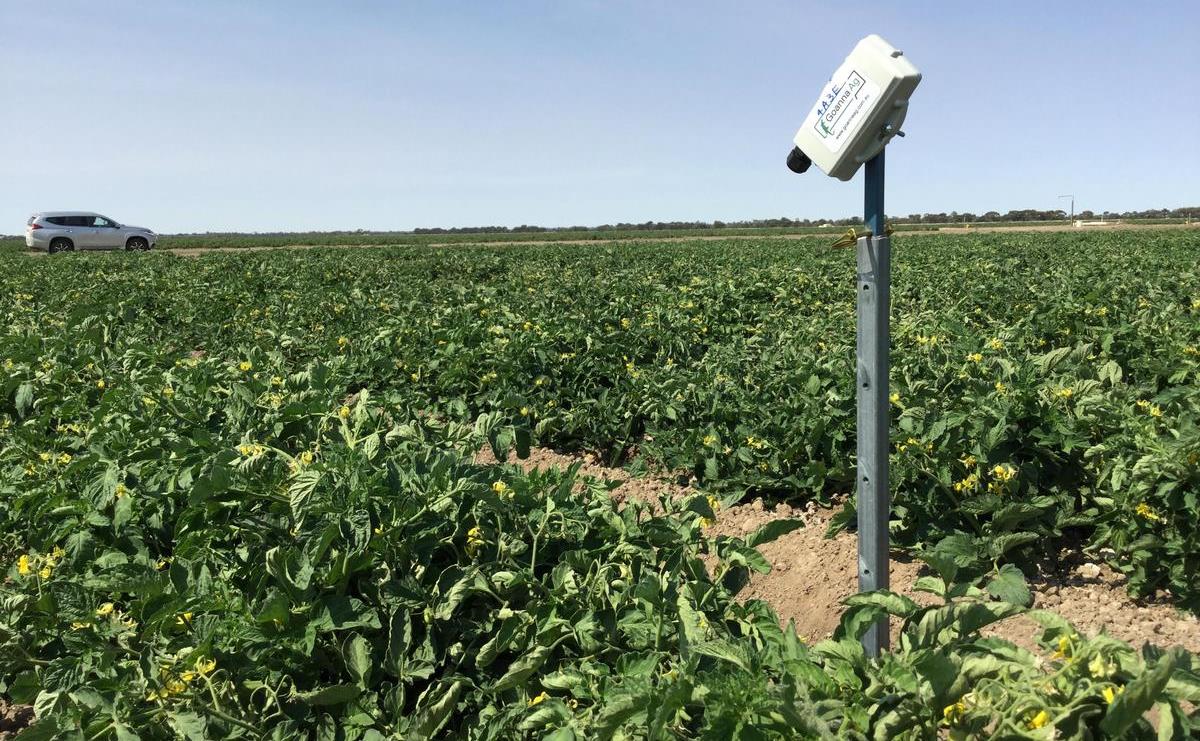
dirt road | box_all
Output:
[20,222,1197,258]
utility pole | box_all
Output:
[1059,194,1075,223]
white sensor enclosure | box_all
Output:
[793,35,921,181]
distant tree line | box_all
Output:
[410,206,1198,234]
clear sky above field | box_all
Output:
[2,1,1197,233]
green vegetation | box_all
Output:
[1,230,1198,737]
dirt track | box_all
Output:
[20,222,1199,258]
[479,446,1200,655]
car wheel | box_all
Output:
[126,237,149,251]
[49,238,73,254]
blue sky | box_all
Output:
[2,1,1197,233]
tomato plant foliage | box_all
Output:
[1,230,1198,738]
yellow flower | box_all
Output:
[1089,655,1116,678]
[961,455,977,468]
[96,379,106,389]
[620,318,631,329]
[953,473,979,493]
[71,621,90,630]
[1135,503,1164,523]
[17,554,32,576]
[1050,634,1072,660]
[39,565,52,579]
[163,386,175,398]
[702,434,717,446]
[196,658,216,676]
[519,406,529,417]
[967,352,983,363]
[942,700,966,725]
[1102,685,1123,704]
[338,405,352,419]
[410,372,420,382]
[994,381,1007,395]
[987,338,1004,350]
[889,392,900,405]
[238,361,253,372]
[1028,709,1050,730]
[176,612,194,627]
[96,602,115,617]
[528,691,548,707]
[57,452,72,465]
[1149,404,1163,418]
[492,481,512,498]
[271,375,284,387]
[337,336,349,348]
[39,452,51,463]
[298,451,314,466]
[991,464,1017,483]
[466,526,486,556]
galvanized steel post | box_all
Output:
[857,151,890,657]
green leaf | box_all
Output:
[693,639,752,671]
[745,518,803,548]
[434,569,478,621]
[490,646,552,693]
[843,590,920,618]
[14,382,33,417]
[288,471,321,515]
[514,426,531,459]
[166,711,208,740]
[361,432,381,460]
[345,633,372,687]
[265,546,314,599]
[294,684,362,706]
[311,596,381,633]
[1100,649,1182,736]
[986,564,1032,607]
[476,614,526,670]
[910,602,1023,649]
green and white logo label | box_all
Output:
[806,70,878,154]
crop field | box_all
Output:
[2,230,1199,738]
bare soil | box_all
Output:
[0,699,33,740]
[482,446,1200,655]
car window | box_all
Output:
[92,216,113,227]
[46,216,72,226]
[69,216,92,227]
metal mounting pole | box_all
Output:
[857,151,890,657]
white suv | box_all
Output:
[26,212,158,253]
